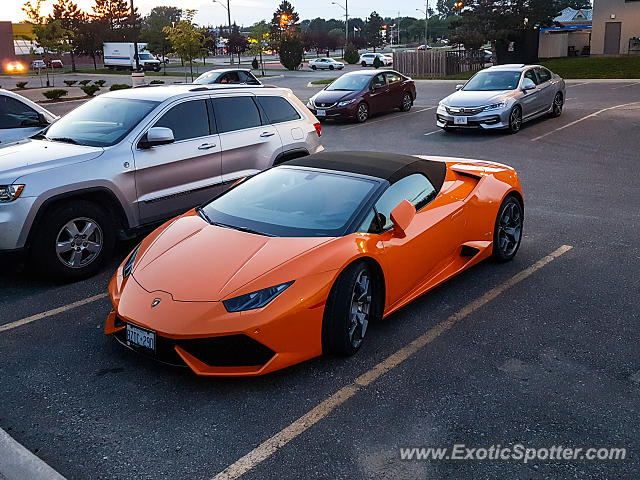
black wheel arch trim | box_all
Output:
[273,148,310,165]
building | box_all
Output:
[539,8,593,58]
[591,0,640,54]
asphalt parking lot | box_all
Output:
[1,78,639,479]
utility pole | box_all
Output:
[331,1,349,49]
[214,0,233,64]
[130,0,140,70]
[416,2,429,48]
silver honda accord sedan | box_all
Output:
[436,64,565,134]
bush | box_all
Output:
[78,79,91,86]
[42,89,68,101]
[63,80,77,87]
[110,83,131,91]
[344,44,360,65]
[16,81,28,89]
[93,80,106,87]
[251,57,259,70]
[149,79,164,84]
[279,34,304,71]
[81,85,100,96]
[373,56,382,69]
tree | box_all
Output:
[279,33,304,70]
[248,21,270,75]
[141,7,182,74]
[50,0,86,71]
[365,11,384,52]
[437,0,458,18]
[163,9,205,81]
[343,43,359,64]
[92,0,132,40]
[270,1,299,44]
[228,24,248,64]
[75,17,107,69]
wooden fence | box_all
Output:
[394,50,485,78]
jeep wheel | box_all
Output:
[31,200,115,282]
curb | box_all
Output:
[0,428,66,480]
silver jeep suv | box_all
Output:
[0,84,323,280]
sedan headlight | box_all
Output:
[0,185,25,203]
[337,99,356,107]
[483,101,507,111]
[307,98,315,108]
[122,244,141,278]
[223,281,294,312]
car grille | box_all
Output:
[316,102,336,108]
[114,320,276,368]
[445,106,484,116]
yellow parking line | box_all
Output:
[0,293,109,333]
[340,106,436,131]
[530,102,640,142]
[211,245,573,480]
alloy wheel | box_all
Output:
[497,202,522,258]
[348,270,371,348]
[402,93,412,111]
[55,217,103,268]
[553,93,563,116]
[357,103,369,122]
[510,107,522,132]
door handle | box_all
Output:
[198,143,216,150]
[260,131,275,137]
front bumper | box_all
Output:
[436,105,510,130]
[308,103,358,120]
[105,270,336,376]
[0,196,37,251]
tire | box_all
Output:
[508,105,522,134]
[401,92,412,112]
[329,65,334,70]
[550,92,563,117]
[491,195,523,262]
[355,102,369,123]
[311,65,317,70]
[361,61,367,67]
[322,261,379,356]
[30,200,115,282]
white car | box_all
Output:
[0,89,57,147]
[359,53,393,67]
[31,59,46,69]
[308,58,345,70]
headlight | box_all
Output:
[337,99,356,107]
[307,98,315,108]
[0,185,25,203]
[122,244,141,278]
[483,101,507,111]
[223,281,294,312]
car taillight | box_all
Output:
[314,122,322,137]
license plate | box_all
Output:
[126,324,156,352]
[317,109,326,117]
[454,116,468,125]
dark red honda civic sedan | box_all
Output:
[306,70,417,123]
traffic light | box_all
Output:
[454,1,464,10]
[280,14,289,28]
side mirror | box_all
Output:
[37,112,50,126]
[455,84,464,91]
[390,200,416,237]
[522,78,536,91]
[139,127,175,149]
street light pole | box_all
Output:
[214,0,233,64]
[416,3,429,48]
[130,0,140,71]
[331,1,348,48]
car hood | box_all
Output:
[313,90,357,105]
[442,90,513,107]
[0,139,104,184]
[132,212,333,302]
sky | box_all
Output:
[7,0,431,26]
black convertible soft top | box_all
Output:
[285,151,447,193]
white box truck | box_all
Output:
[103,43,161,71]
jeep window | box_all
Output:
[212,97,262,133]
[154,100,210,141]
[257,96,300,124]
[44,97,158,147]
[0,95,40,129]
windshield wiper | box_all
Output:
[47,137,80,145]
[196,207,212,224]
[211,221,272,237]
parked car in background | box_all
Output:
[155,55,170,64]
[417,45,432,51]
[0,89,57,146]
[193,69,262,85]
[31,59,46,69]
[308,58,345,70]
[0,85,322,280]
[436,64,565,134]
[48,59,63,69]
[359,53,393,67]
[4,61,25,73]
[484,49,493,62]
[307,70,416,123]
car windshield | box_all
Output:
[199,167,378,237]
[138,53,154,60]
[193,72,221,84]
[463,71,521,91]
[44,97,158,147]
[326,75,371,91]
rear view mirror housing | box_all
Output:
[139,127,175,149]
[522,78,536,91]
[37,112,50,126]
[455,84,465,91]
[390,200,416,237]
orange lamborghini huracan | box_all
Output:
[104,152,524,376]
